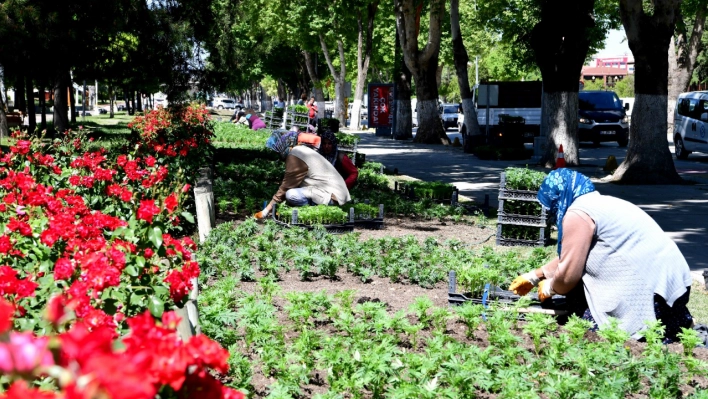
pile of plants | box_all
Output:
[396,180,456,201]
[504,167,546,191]
[344,202,381,220]
[197,219,551,288]
[275,204,349,226]
[289,104,309,115]
[335,131,359,148]
[197,276,708,398]
[212,122,272,148]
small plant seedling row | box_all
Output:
[393,181,459,205]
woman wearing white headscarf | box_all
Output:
[254,130,351,219]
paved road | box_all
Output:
[351,128,708,275]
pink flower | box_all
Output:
[0,332,54,374]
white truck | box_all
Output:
[458,81,542,142]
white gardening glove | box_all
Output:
[538,279,557,302]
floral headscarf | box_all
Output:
[266,129,298,158]
[537,168,596,255]
[318,130,338,165]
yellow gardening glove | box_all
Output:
[537,279,556,302]
[509,271,540,296]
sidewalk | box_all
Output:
[350,130,708,275]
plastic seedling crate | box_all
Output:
[496,172,550,247]
[272,204,355,234]
[353,204,385,230]
[447,271,568,316]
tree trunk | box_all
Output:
[109,84,115,118]
[351,2,379,130]
[613,0,682,184]
[25,74,36,134]
[303,51,326,119]
[319,35,347,123]
[395,0,448,145]
[39,84,46,131]
[15,75,26,114]
[0,64,6,140]
[137,92,143,112]
[450,0,481,139]
[540,92,580,166]
[69,82,76,124]
[53,71,70,134]
[0,90,7,140]
[394,23,413,140]
[531,0,594,166]
[277,79,287,105]
[667,5,706,127]
[414,56,448,144]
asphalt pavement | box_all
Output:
[348,127,708,279]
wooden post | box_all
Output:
[176,167,212,340]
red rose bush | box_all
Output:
[0,297,243,399]
[0,105,236,398]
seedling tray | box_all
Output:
[496,236,547,247]
[352,204,385,230]
[447,271,567,315]
[353,218,384,230]
[497,211,548,227]
[272,204,355,234]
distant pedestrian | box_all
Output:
[297,93,307,106]
[307,97,318,127]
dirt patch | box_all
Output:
[355,216,497,245]
[238,268,449,314]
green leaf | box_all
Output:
[148,226,163,249]
[148,295,165,318]
[125,265,139,277]
[135,256,146,268]
[181,211,195,224]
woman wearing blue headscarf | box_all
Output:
[509,169,693,342]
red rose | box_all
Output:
[137,200,160,223]
[164,193,178,214]
[53,258,75,281]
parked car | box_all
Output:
[439,103,459,130]
[213,98,238,110]
[673,91,708,159]
[98,107,108,114]
[577,90,629,147]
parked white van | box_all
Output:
[673,91,708,159]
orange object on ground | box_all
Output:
[554,144,566,169]
[297,133,321,149]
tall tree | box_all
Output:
[350,0,380,130]
[667,0,707,125]
[319,34,347,123]
[450,0,482,144]
[612,0,682,184]
[394,23,414,140]
[532,0,596,167]
[395,0,449,144]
